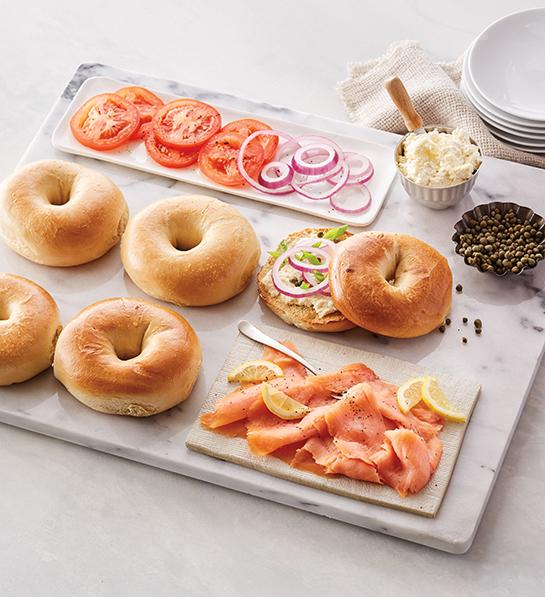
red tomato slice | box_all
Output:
[222,118,277,162]
[70,93,140,151]
[152,99,221,150]
[144,126,199,169]
[116,86,164,123]
[130,121,152,141]
[198,131,265,187]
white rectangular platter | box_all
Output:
[2,63,545,553]
[51,76,397,227]
[187,326,481,518]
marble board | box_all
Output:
[1,63,545,554]
[52,76,397,227]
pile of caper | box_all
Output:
[455,207,544,275]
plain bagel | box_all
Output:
[0,160,128,266]
[53,298,202,416]
[0,273,62,385]
[121,195,261,306]
[329,232,452,338]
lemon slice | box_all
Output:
[261,383,311,420]
[397,377,428,413]
[227,360,284,383]
[422,377,466,423]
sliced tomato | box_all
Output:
[70,93,140,151]
[116,86,164,122]
[198,131,265,187]
[130,121,152,141]
[144,126,199,169]
[152,99,221,150]
[222,118,278,162]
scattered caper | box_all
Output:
[462,337,468,344]
[474,319,482,329]
[476,328,482,335]
[438,325,446,333]
[462,317,468,324]
[456,284,463,292]
[445,318,451,326]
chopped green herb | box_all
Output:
[300,282,311,290]
[313,271,326,283]
[323,224,348,240]
[268,239,288,259]
[297,251,321,265]
[312,241,322,248]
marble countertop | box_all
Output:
[1,1,545,595]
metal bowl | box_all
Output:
[452,201,545,276]
[395,125,482,210]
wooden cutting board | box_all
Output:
[186,325,481,517]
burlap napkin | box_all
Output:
[337,40,545,169]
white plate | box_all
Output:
[462,83,545,148]
[483,121,545,149]
[467,8,545,122]
[52,76,397,228]
[462,58,545,132]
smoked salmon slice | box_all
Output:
[201,344,445,497]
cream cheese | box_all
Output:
[262,260,337,319]
[398,128,481,187]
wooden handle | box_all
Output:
[384,76,424,132]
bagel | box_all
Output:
[0,273,62,385]
[53,298,201,416]
[121,195,260,306]
[329,232,452,338]
[0,160,128,266]
[257,227,355,333]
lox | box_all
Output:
[201,344,444,497]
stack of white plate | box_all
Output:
[461,8,545,154]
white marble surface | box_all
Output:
[1,0,545,594]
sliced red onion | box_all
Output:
[296,162,343,188]
[238,130,295,195]
[302,271,332,296]
[292,162,349,200]
[328,153,374,186]
[329,184,372,214]
[258,161,294,189]
[288,246,330,273]
[272,247,330,298]
[294,237,336,253]
[294,135,343,158]
[292,143,339,176]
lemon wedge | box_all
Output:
[421,377,466,423]
[396,377,428,413]
[227,359,284,383]
[261,383,311,420]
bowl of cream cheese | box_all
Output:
[395,126,482,209]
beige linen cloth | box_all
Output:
[337,41,545,169]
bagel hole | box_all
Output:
[171,229,203,252]
[112,324,149,361]
[44,173,72,206]
[0,303,10,321]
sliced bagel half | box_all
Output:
[257,226,355,333]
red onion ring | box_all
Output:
[302,271,332,296]
[292,162,349,200]
[329,184,372,214]
[294,237,336,252]
[292,143,339,176]
[258,161,294,189]
[272,247,330,298]
[288,246,330,273]
[238,130,295,195]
